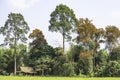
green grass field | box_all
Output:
[0,76,120,80]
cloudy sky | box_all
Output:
[0,0,120,49]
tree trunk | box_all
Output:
[14,47,17,75]
[42,69,44,76]
[14,38,17,75]
[63,32,65,54]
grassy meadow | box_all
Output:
[0,76,120,80]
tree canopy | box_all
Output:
[49,4,78,53]
[0,13,30,75]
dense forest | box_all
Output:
[0,4,120,77]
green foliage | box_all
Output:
[105,26,120,52]
[94,50,108,77]
[94,28,105,50]
[29,29,47,48]
[29,44,55,75]
[49,4,78,53]
[62,62,75,76]
[16,44,29,67]
[67,45,84,62]
[94,50,108,66]
[52,54,66,76]
[94,63,106,77]
[67,45,85,75]
[0,13,30,46]
[0,13,30,75]
[29,29,48,59]
[29,29,56,76]
[34,56,53,76]
[1,7,120,77]
[103,61,120,77]
[0,45,28,75]
[49,4,78,34]
[29,45,55,60]
[77,18,97,49]
[0,48,14,74]
[78,51,93,76]
[109,46,120,61]
[88,41,95,50]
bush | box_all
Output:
[94,63,106,77]
[62,62,75,76]
[102,61,120,77]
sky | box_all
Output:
[0,0,120,50]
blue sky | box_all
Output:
[0,0,120,50]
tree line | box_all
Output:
[0,4,120,77]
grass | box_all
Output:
[0,76,120,80]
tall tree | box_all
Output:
[29,28,47,56]
[93,28,105,72]
[77,18,97,49]
[29,29,55,75]
[105,26,120,52]
[77,18,98,76]
[49,4,78,53]
[0,13,30,75]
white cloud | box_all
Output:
[7,0,39,9]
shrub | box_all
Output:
[103,61,120,77]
